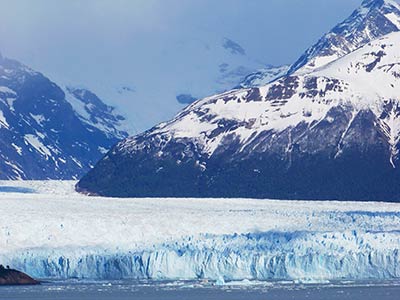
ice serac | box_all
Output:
[77,29,400,201]
[0,55,128,179]
[288,0,400,74]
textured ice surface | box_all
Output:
[0,181,399,281]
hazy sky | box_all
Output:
[0,0,363,132]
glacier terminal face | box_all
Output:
[0,181,399,281]
[3,230,400,281]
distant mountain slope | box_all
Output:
[237,65,290,88]
[0,53,128,179]
[77,25,400,200]
[288,0,400,74]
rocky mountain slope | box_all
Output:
[288,0,400,74]
[0,54,128,179]
[236,0,400,90]
[77,0,400,201]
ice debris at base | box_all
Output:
[0,181,399,281]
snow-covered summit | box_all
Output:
[124,32,400,156]
[289,0,400,74]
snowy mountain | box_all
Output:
[78,21,400,201]
[63,36,280,132]
[288,0,400,74]
[237,65,290,88]
[0,53,128,179]
[177,64,289,105]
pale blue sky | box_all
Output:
[0,0,363,131]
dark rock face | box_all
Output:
[222,38,246,56]
[176,94,197,104]
[0,266,39,285]
[0,55,128,179]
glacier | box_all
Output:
[3,230,400,281]
[0,181,399,281]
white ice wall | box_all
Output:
[2,230,399,280]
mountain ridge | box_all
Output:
[288,0,400,74]
[0,54,128,179]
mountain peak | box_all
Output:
[355,0,400,20]
[361,0,399,9]
[289,0,400,74]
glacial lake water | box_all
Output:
[0,280,399,300]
